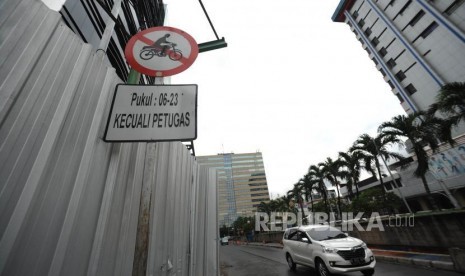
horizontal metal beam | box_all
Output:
[198,38,227,53]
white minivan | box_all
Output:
[220,236,229,245]
[283,225,375,276]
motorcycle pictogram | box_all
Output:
[139,44,183,61]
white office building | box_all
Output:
[332,0,465,130]
[332,0,465,210]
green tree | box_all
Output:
[287,182,307,223]
[349,188,402,214]
[428,82,465,127]
[308,165,330,214]
[272,195,293,212]
[378,113,453,210]
[257,201,271,216]
[351,133,403,198]
[338,151,364,199]
[232,216,255,238]
[319,157,344,219]
[301,174,317,213]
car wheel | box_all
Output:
[316,259,332,276]
[362,269,375,276]
[286,254,296,271]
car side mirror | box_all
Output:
[301,237,310,243]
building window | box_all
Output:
[251,193,269,197]
[387,58,397,68]
[372,58,379,65]
[394,0,412,20]
[364,9,372,20]
[359,19,365,27]
[395,93,405,103]
[385,180,403,190]
[394,49,405,60]
[353,10,359,19]
[384,0,396,11]
[404,62,417,73]
[364,27,372,36]
[371,37,380,46]
[412,22,439,43]
[388,80,395,89]
[385,182,394,191]
[408,10,425,27]
[444,0,465,15]
[386,37,396,49]
[405,83,417,95]
[379,47,388,57]
[252,198,267,202]
[395,70,406,81]
[420,22,439,39]
[380,68,387,77]
[378,27,387,39]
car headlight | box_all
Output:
[361,242,368,249]
[322,246,338,253]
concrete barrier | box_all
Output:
[449,248,465,273]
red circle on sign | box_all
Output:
[125,26,199,77]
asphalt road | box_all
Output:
[219,245,462,276]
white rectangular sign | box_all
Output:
[104,84,197,142]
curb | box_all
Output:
[248,243,283,249]
[375,255,455,271]
[245,243,457,272]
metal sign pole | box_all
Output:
[127,69,141,84]
[97,0,123,55]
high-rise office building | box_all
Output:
[332,1,465,210]
[196,152,270,227]
[332,0,465,136]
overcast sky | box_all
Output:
[166,0,406,198]
[43,0,406,198]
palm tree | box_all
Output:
[378,112,454,210]
[428,82,465,127]
[308,165,330,214]
[257,201,271,217]
[280,194,294,212]
[301,174,316,213]
[338,151,364,199]
[319,157,344,219]
[287,182,306,224]
[350,133,404,198]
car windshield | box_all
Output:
[306,226,347,241]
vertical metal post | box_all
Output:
[437,179,461,209]
[372,139,413,214]
[127,69,141,84]
[421,121,460,209]
[97,0,123,53]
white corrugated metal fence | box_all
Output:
[0,0,218,275]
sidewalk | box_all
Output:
[243,242,456,272]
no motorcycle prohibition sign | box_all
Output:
[125,26,199,77]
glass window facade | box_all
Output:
[196,152,270,227]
